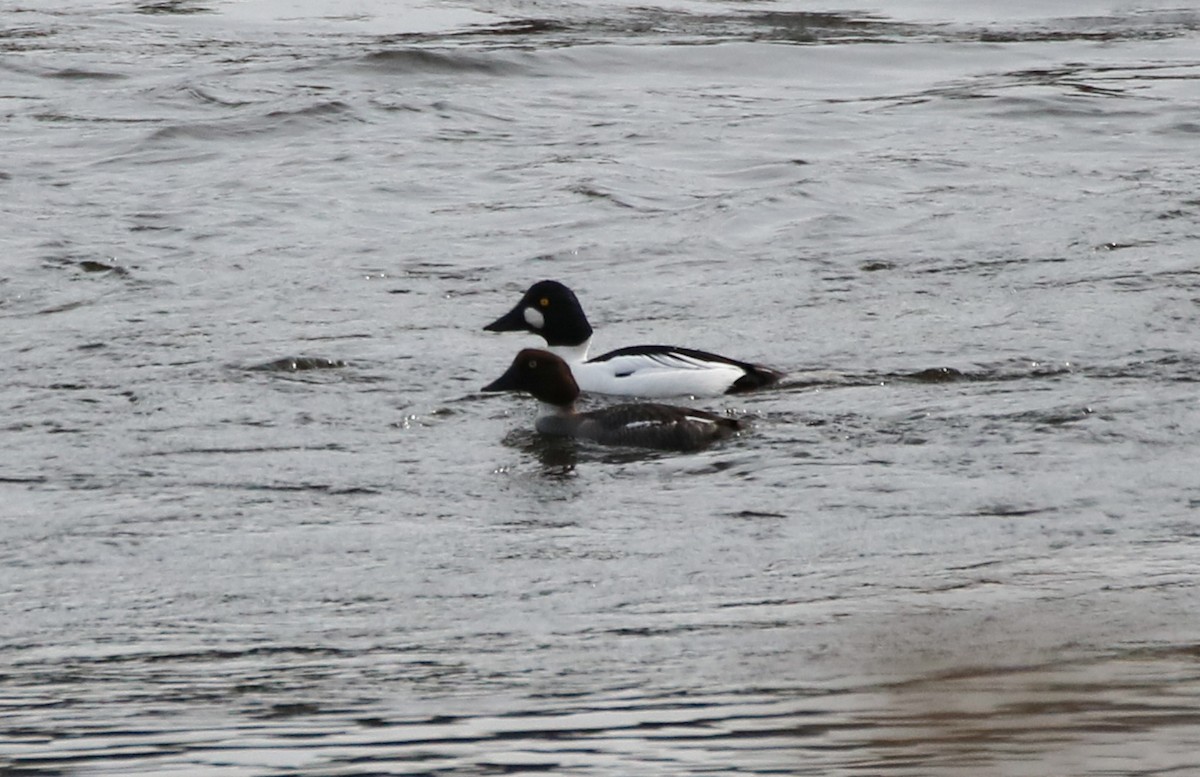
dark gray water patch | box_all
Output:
[144,443,339,457]
[997,65,1139,101]
[263,100,358,124]
[976,12,1200,44]
[186,644,356,665]
[972,503,1051,517]
[44,67,127,81]
[126,211,183,233]
[1082,353,1200,384]
[979,26,1176,44]
[987,404,1097,429]
[741,10,914,45]
[375,18,569,48]
[860,260,895,272]
[361,6,1199,50]
[247,701,323,720]
[247,356,348,372]
[905,61,1184,117]
[0,24,56,50]
[357,48,531,77]
[134,0,212,14]
[178,84,255,108]
[139,120,250,143]
[464,18,569,39]
[362,8,919,49]
[1003,68,1132,101]
[728,510,788,520]
[1093,240,1155,251]
[901,366,970,384]
[74,260,129,276]
[0,475,48,484]
[143,100,359,145]
[772,371,885,392]
[808,362,1071,389]
[1160,120,1200,136]
[8,255,137,312]
[5,750,173,774]
[199,479,380,497]
[578,7,915,47]
[908,250,1070,278]
[568,182,640,210]
[31,111,159,126]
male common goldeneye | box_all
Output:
[483,349,744,451]
[483,280,783,398]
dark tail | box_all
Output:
[726,364,785,394]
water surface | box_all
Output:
[2,1,1199,774]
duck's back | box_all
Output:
[539,403,741,451]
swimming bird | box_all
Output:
[483,280,783,398]
[483,349,744,451]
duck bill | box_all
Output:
[481,363,521,392]
[483,303,527,332]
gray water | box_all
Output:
[3,1,1200,774]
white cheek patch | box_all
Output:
[523,307,545,330]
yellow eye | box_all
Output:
[539,297,550,307]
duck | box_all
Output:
[483,349,744,451]
[483,280,783,398]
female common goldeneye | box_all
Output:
[483,280,783,398]
[483,349,744,451]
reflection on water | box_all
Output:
[4,536,1198,774]
[5,649,1198,775]
[866,653,1200,776]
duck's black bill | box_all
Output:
[483,305,525,332]
[481,365,520,392]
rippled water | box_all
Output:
[3,1,1200,774]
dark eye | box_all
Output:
[528,359,538,369]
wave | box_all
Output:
[138,99,360,146]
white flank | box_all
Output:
[572,355,742,398]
